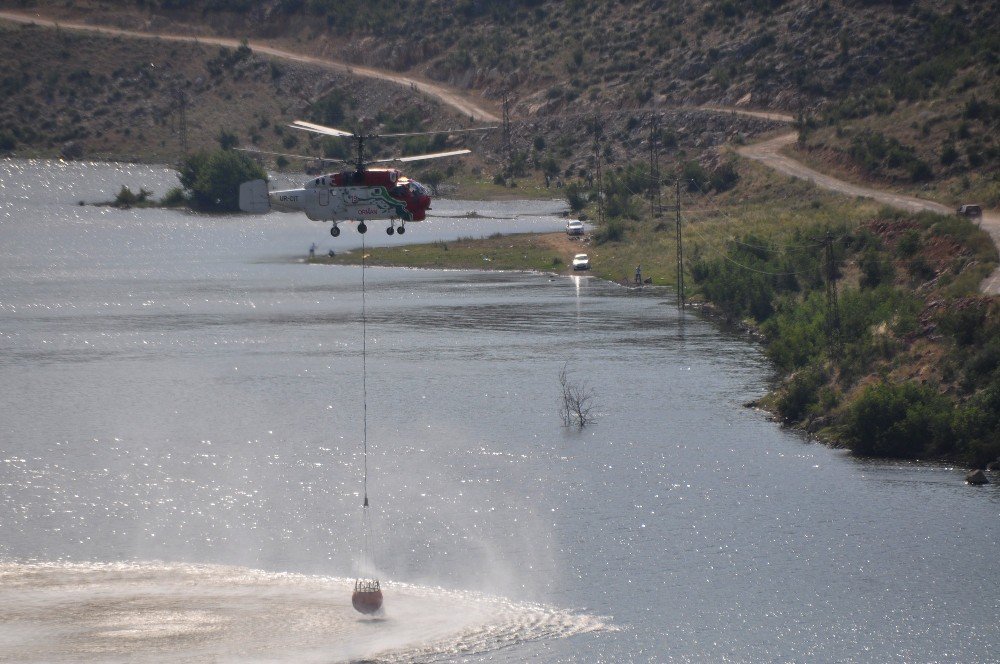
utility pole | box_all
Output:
[174,86,188,158]
[591,116,605,227]
[648,112,662,217]
[822,231,841,355]
[675,178,684,309]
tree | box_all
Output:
[565,182,587,212]
[179,149,266,212]
[559,364,597,428]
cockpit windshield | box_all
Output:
[408,181,429,197]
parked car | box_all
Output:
[566,220,585,236]
[957,204,983,218]
[572,253,590,270]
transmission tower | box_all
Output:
[821,231,841,355]
[591,116,605,227]
[501,89,512,181]
[648,112,662,217]
[174,86,188,158]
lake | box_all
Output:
[1,159,997,662]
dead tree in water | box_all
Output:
[559,364,596,428]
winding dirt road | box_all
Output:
[737,131,1000,294]
[3,10,997,293]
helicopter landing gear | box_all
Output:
[397,224,406,235]
[386,226,395,236]
[330,224,341,237]
[358,222,368,234]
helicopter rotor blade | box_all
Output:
[236,147,349,165]
[368,149,472,164]
[288,120,356,138]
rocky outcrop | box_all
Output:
[966,469,989,485]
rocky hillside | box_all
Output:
[4,0,997,202]
[15,1,996,109]
[0,8,785,183]
[2,0,997,201]
[0,20,462,164]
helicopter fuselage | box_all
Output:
[242,168,432,225]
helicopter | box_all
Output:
[238,120,493,236]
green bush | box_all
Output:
[565,182,587,212]
[896,229,921,257]
[940,142,959,166]
[112,185,152,208]
[953,382,1000,466]
[681,160,709,192]
[178,149,267,212]
[845,381,953,458]
[776,365,827,422]
[160,186,187,207]
[859,247,894,288]
[763,292,826,371]
[937,299,989,346]
[710,162,739,192]
[217,129,238,150]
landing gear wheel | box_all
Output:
[397,225,406,235]
[386,226,395,236]
[330,226,341,237]
[358,223,368,234]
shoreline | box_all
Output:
[302,226,999,475]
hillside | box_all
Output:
[2,0,997,205]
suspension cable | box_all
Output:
[359,232,377,580]
[362,232,368,511]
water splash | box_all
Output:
[0,561,610,663]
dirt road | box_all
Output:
[737,131,1000,295]
[0,10,499,123]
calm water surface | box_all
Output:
[1,160,997,662]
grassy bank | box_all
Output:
[310,230,585,274]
